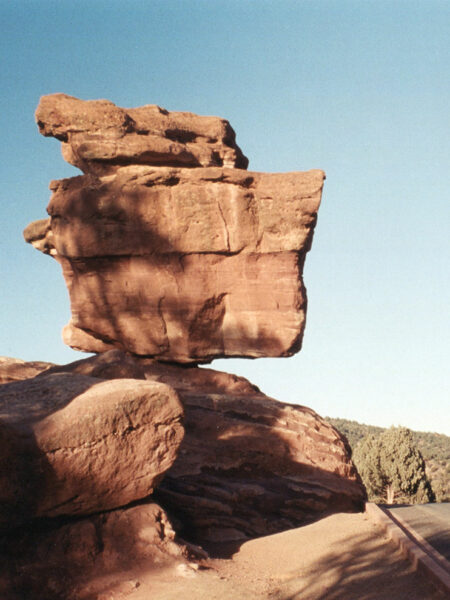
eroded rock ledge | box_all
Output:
[35,93,249,173]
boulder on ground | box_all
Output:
[0,372,183,529]
[45,350,366,543]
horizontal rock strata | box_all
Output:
[0,372,183,529]
[45,350,366,542]
[36,166,322,257]
[36,93,249,173]
[25,94,324,363]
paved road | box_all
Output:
[388,503,450,562]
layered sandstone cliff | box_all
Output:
[25,94,324,363]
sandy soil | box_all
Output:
[87,512,446,600]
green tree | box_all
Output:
[353,426,435,504]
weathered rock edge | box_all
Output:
[43,350,367,542]
[36,93,249,173]
[0,373,184,529]
[0,356,53,384]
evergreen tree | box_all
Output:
[353,426,435,504]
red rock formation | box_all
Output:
[0,372,183,529]
[2,96,363,598]
[0,502,197,600]
[0,356,52,383]
[44,350,366,542]
[25,94,324,363]
[35,93,249,174]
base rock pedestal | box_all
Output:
[45,350,367,543]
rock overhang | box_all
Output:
[26,94,325,363]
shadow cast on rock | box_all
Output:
[0,374,98,531]
[43,350,367,557]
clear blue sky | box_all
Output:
[1,1,449,435]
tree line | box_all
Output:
[325,418,450,504]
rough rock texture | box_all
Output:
[26,94,324,363]
[0,372,183,529]
[3,96,362,599]
[45,351,366,542]
[0,356,53,383]
[0,501,196,600]
[32,167,322,257]
[35,93,249,173]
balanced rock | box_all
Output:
[45,350,366,542]
[1,502,194,600]
[0,372,183,529]
[26,94,325,363]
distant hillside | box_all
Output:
[325,417,450,502]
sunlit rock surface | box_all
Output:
[25,94,324,363]
[0,371,183,529]
[35,92,249,172]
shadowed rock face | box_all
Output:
[43,350,367,543]
[0,372,184,530]
[25,94,325,363]
[0,502,195,600]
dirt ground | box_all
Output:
[87,512,446,600]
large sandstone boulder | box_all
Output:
[25,94,324,363]
[45,351,366,543]
[0,372,183,529]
